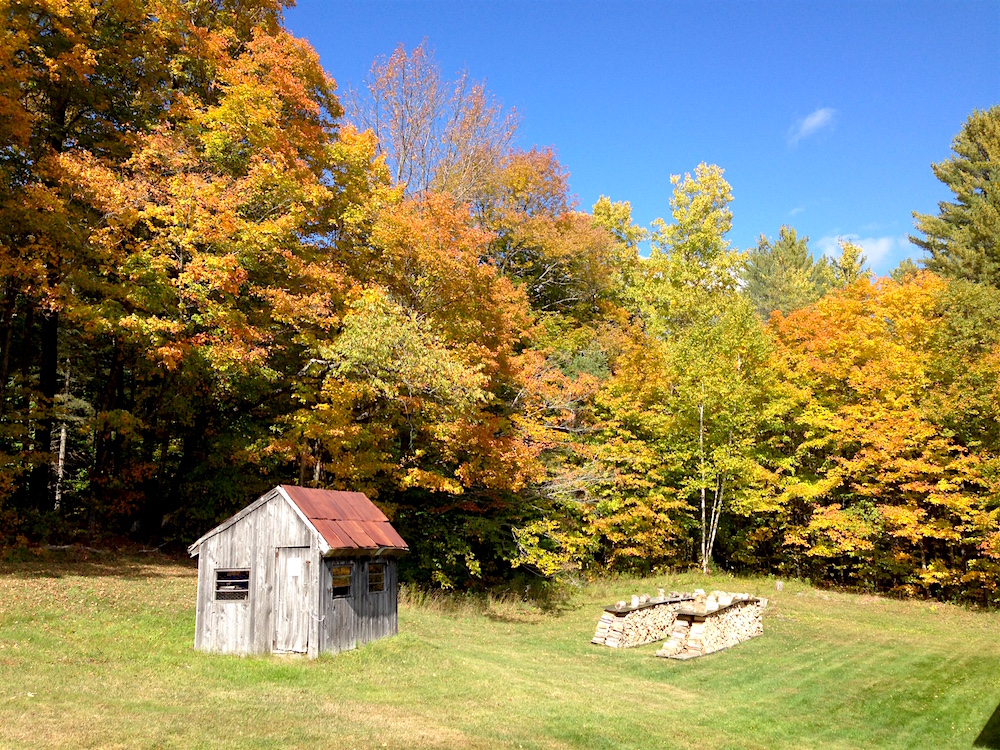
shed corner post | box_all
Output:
[192,549,204,651]
[308,553,321,659]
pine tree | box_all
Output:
[911,106,1000,286]
[742,225,833,319]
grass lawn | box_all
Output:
[0,555,998,749]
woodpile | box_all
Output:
[655,590,766,660]
[591,588,767,659]
[591,591,692,648]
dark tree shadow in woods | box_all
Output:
[975,702,1000,748]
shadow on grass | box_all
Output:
[975,702,1000,748]
[0,547,196,579]
[399,582,577,623]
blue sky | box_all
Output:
[285,1,1000,275]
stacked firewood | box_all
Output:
[592,589,766,655]
[591,591,690,648]
[656,618,692,658]
[655,591,766,660]
[699,597,764,653]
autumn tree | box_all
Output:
[0,1,367,539]
[348,41,519,200]
[271,190,545,586]
[912,106,1000,286]
[766,273,1000,601]
[0,0,184,511]
[97,26,345,517]
[467,149,621,322]
[591,196,646,297]
[590,164,775,574]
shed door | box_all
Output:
[274,547,311,653]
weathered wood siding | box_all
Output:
[194,489,319,656]
[273,546,312,653]
[318,556,398,654]
[193,490,400,657]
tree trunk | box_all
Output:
[53,359,71,511]
[699,394,707,575]
[708,429,733,569]
[0,282,17,415]
[93,338,122,502]
[298,440,309,486]
[29,306,58,510]
[54,423,67,512]
[312,440,323,486]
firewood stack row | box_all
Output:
[591,588,767,658]
[590,590,692,648]
[655,591,766,660]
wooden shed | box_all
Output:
[187,484,408,657]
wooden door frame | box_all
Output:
[272,546,312,654]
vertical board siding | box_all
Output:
[195,489,312,656]
[273,547,311,653]
[315,555,399,655]
[193,489,402,657]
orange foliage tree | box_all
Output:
[762,272,1000,602]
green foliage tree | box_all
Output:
[912,106,1000,286]
[832,239,870,286]
[742,226,833,319]
[597,164,775,574]
[629,163,742,335]
[592,195,646,295]
[891,257,921,282]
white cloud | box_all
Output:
[816,234,912,273]
[789,206,805,216]
[816,236,842,259]
[788,107,836,146]
[855,236,900,268]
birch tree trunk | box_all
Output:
[53,359,71,512]
[699,392,708,574]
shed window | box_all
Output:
[368,563,385,593]
[329,562,352,598]
[215,569,249,601]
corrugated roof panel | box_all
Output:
[377,523,408,549]
[310,518,358,549]
[280,485,388,522]
[336,519,379,549]
[335,491,388,521]
[279,485,407,553]
[279,485,324,518]
[362,522,396,547]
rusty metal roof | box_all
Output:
[279,485,408,554]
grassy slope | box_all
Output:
[0,558,997,749]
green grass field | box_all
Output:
[0,555,997,749]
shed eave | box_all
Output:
[321,545,409,558]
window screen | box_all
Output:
[329,562,352,598]
[368,563,385,593]
[215,569,249,601]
